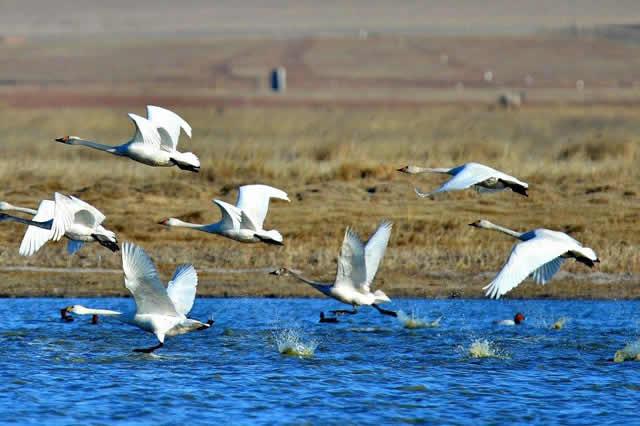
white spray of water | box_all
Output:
[464,338,510,359]
[614,340,640,363]
[274,328,318,358]
[397,310,441,329]
[551,317,568,330]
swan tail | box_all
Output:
[171,152,200,173]
[255,229,284,245]
[373,289,391,304]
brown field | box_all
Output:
[1,29,639,299]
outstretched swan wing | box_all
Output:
[416,163,496,197]
[362,220,393,291]
[530,257,566,284]
[146,105,192,152]
[167,264,198,316]
[335,227,366,289]
[19,199,55,256]
[236,185,289,230]
[128,113,161,149]
[121,242,178,316]
[483,237,570,299]
[212,199,241,230]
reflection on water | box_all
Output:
[1,298,640,423]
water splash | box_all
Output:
[397,310,441,329]
[274,328,318,358]
[551,317,568,330]
[613,340,640,363]
[464,339,510,359]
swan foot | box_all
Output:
[255,235,284,246]
[133,342,164,353]
[330,309,358,316]
[319,312,339,323]
[92,235,120,252]
[174,163,200,173]
[197,318,215,331]
[372,304,397,317]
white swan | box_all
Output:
[64,242,213,353]
[0,193,118,254]
[469,219,599,299]
[56,105,200,172]
[159,184,290,245]
[271,220,396,320]
[397,162,528,198]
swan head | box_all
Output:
[158,218,176,226]
[468,219,493,229]
[55,136,79,144]
[270,267,289,276]
[65,305,90,315]
[514,313,525,324]
[397,165,416,174]
[0,201,14,211]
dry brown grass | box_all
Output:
[0,102,639,298]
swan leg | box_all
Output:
[133,342,164,353]
[372,304,397,317]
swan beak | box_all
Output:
[396,166,408,173]
[157,219,168,225]
[55,137,67,143]
[468,222,479,228]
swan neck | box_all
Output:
[0,204,37,215]
[169,219,208,229]
[74,139,120,154]
[488,223,523,239]
[76,307,122,316]
[286,269,325,287]
[415,167,452,174]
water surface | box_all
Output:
[1,298,639,424]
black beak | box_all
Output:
[55,137,65,142]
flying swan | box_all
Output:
[271,220,396,320]
[469,219,599,299]
[56,105,200,172]
[397,162,528,198]
[159,184,290,245]
[63,242,213,353]
[0,193,118,255]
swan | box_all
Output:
[56,105,200,172]
[397,162,528,198]
[159,184,290,245]
[494,313,525,325]
[0,196,116,255]
[0,193,118,254]
[63,242,213,353]
[469,219,599,299]
[270,220,396,320]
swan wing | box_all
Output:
[362,220,393,291]
[483,237,571,299]
[236,185,290,230]
[128,113,161,149]
[334,227,366,290]
[121,242,178,316]
[530,257,566,284]
[51,193,83,241]
[19,200,55,256]
[167,264,198,316]
[212,199,241,230]
[146,105,192,152]
[431,163,497,194]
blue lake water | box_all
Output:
[1,298,640,424]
